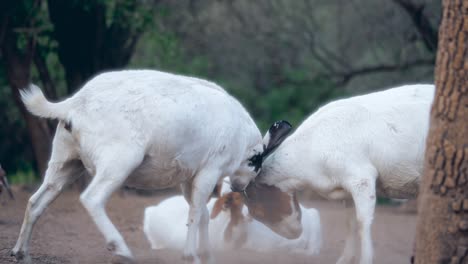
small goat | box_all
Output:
[11,70,274,264]
[231,84,435,264]
[144,189,321,255]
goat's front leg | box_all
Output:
[182,169,218,264]
[80,152,143,264]
[11,162,79,263]
[346,173,377,264]
[337,200,359,264]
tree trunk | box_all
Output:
[392,0,439,52]
[47,0,143,92]
[33,48,57,100]
[0,17,52,177]
[414,0,468,263]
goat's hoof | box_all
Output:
[199,251,214,264]
[111,255,134,264]
[182,254,201,264]
[198,251,209,259]
[336,256,354,264]
[10,250,32,264]
[182,254,194,262]
[10,249,22,259]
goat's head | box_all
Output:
[230,120,292,192]
[243,183,302,239]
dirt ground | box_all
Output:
[0,186,416,264]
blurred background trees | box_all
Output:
[0,0,441,181]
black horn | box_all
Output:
[264,120,292,156]
[248,120,292,172]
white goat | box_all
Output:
[143,190,322,255]
[230,84,435,264]
[11,70,266,264]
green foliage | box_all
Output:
[216,71,346,133]
[133,29,345,133]
[131,28,212,77]
[105,0,153,32]
[131,7,346,132]
[0,0,157,182]
[8,167,36,185]
[254,71,347,131]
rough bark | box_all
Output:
[414,0,468,263]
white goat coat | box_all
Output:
[261,84,434,199]
[14,70,263,263]
[144,196,322,255]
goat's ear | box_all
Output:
[211,197,226,219]
[263,120,292,157]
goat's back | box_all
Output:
[33,70,262,188]
[265,84,434,199]
[73,70,259,152]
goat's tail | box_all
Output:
[20,84,72,121]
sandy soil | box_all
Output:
[0,186,416,264]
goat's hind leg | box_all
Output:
[79,149,143,264]
[198,204,211,262]
[336,199,359,264]
[344,167,377,264]
[11,160,83,263]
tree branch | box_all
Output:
[322,58,435,86]
[392,0,438,52]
